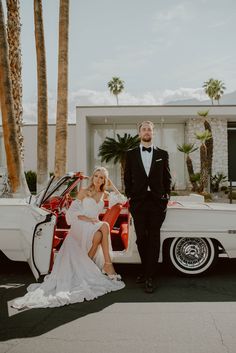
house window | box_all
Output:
[90,122,186,190]
[228,122,236,185]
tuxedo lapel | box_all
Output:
[136,148,147,176]
[149,147,161,176]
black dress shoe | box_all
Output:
[145,278,154,293]
[136,274,145,284]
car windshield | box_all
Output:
[34,173,82,206]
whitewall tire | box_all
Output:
[168,237,217,275]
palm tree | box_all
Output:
[203,78,226,105]
[34,0,48,192]
[203,78,216,104]
[6,0,24,159]
[0,0,29,196]
[177,143,198,191]
[98,133,140,191]
[107,77,124,105]
[197,110,213,182]
[213,79,226,104]
[54,0,69,178]
[195,130,212,192]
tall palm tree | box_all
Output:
[0,0,29,196]
[203,78,216,104]
[34,0,48,192]
[107,77,124,105]
[195,130,212,192]
[54,0,69,178]
[197,110,213,182]
[213,79,226,104]
[98,133,140,191]
[6,0,24,159]
[203,78,226,105]
[177,143,198,191]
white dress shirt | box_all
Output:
[140,144,153,176]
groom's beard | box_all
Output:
[141,136,152,143]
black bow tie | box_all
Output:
[142,146,152,153]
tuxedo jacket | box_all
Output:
[124,146,172,202]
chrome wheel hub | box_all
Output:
[174,238,209,269]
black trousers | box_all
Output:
[130,194,167,279]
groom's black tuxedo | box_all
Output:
[124,146,171,203]
[124,146,171,279]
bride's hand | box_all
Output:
[90,218,99,224]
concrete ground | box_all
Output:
[1,259,236,353]
[0,195,235,352]
[2,302,236,353]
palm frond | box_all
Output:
[177,143,198,154]
[98,133,140,165]
[195,130,212,142]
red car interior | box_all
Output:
[42,195,129,271]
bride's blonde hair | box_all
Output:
[87,167,109,195]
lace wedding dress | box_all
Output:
[12,193,126,309]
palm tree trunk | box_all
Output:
[199,144,208,192]
[34,0,48,192]
[6,0,24,160]
[186,155,197,191]
[54,0,69,178]
[204,121,213,186]
[0,0,29,196]
[116,94,119,105]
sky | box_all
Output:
[2,0,236,123]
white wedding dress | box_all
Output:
[12,193,126,309]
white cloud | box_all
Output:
[152,2,191,33]
[72,87,208,106]
[21,87,209,124]
[162,87,207,102]
[208,20,228,29]
[23,94,57,124]
[154,4,189,23]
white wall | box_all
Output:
[22,124,77,173]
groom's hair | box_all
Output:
[138,120,154,131]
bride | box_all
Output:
[12,167,126,309]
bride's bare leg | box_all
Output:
[99,222,116,275]
[88,230,102,259]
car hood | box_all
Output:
[0,195,34,206]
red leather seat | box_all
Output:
[120,223,128,249]
[102,204,123,229]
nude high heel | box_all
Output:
[102,262,122,281]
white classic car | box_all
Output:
[0,172,236,280]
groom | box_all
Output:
[124,121,171,293]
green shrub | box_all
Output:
[200,191,212,201]
[170,191,179,196]
[228,191,236,200]
[211,172,227,192]
[25,170,37,193]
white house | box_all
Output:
[75,105,236,189]
[0,104,236,189]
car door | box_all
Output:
[29,173,82,279]
[28,209,57,280]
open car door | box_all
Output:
[29,211,57,280]
[30,173,83,279]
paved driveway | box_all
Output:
[1,256,236,352]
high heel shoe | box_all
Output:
[102,269,122,281]
[102,262,122,281]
